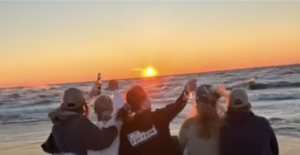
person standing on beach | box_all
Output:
[88,80,131,155]
[118,79,197,155]
[220,88,279,155]
[179,85,225,155]
[41,87,119,155]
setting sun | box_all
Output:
[142,67,158,77]
[147,69,153,75]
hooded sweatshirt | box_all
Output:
[119,90,188,155]
[41,111,118,155]
[87,90,126,155]
[220,111,279,155]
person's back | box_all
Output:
[119,79,196,155]
[220,88,279,155]
[181,118,219,155]
[119,96,187,155]
[88,117,122,155]
[42,87,118,155]
[51,114,117,155]
[88,81,129,155]
[179,85,224,155]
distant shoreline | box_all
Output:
[1,63,299,89]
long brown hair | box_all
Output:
[126,85,148,112]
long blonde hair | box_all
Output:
[187,100,224,139]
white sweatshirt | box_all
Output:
[87,90,125,155]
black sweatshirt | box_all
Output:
[220,111,279,155]
[119,90,188,155]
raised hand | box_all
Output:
[218,84,230,107]
[86,86,100,104]
[218,84,229,97]
[108,80,119,91]
[90,86,100,96]
[184,78,197,93]
[183,78,197,100]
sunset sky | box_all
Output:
[0,1,300,88]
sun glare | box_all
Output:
[142,67,158,77]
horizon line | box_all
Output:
[1,62,299,89]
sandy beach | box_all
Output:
[0,123,299,155]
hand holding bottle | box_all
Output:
[108,80,119,92]
[96,73,102,90]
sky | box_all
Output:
[0,1,300,88]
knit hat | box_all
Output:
[228,88,250,109]
[62,87,86,110]
[195,85,221,104]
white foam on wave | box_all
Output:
[0,65,299,134]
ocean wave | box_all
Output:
[248,81,300,90]
[228,77,300,90]
[7,93,23,99]
[250,92,300,101]
[18,99,55,107]
[0,64,300,135]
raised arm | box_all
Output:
[108,80,126,112]
[154,79,197,125]
[86,86,99,103]
[113,89,125,112]
[83,118,118,151]
[154,90,189,125]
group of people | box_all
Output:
[41,78,279,155]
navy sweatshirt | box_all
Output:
[41,114,118,155]
[220,111,279,155]
[119,90,188,155]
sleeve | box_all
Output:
[269,126,279,155]
[179,118,192,151]
[41,133,61,154]
[86,86,97,103]
[113,90,125,112]
[83,118,118,151]
[154,90,188,125]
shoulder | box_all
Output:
[181,117,197,130]
[252,114,272,128]
[253,114,269,123]
[75,117,96,130]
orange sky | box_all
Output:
[0,1,300,88]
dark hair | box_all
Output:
[126,85,147,112]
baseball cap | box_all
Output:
[62,87,86,110]
[228,88,250,109]
[195,85,221,104]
